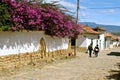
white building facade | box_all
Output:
[76,34,99,49]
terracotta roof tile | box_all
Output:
[104,32,118,41]
[81,26,100,35]
[93,27,106,31]
[111,35,118,41]
[104,32,112,37]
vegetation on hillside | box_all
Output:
[112,32,120,36]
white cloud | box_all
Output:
[60,1,87,10]
[80,12,87,17]
[45,0,87,10]
[45,0,88,19]
[45,0,76,9]
[102,9,115,14]
[60,1,76,9]
[45,0,60,3]
[80,12,92,19]
[80,6,88,10]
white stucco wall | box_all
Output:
[76,35,87,47]
[98,33,105,50]
[76,35,99,49]
[112,41,118,46]
[0,31,69,56]
[92,39,98,48]
[110,41,120,48]
[104,37,111,49]
[86,38,92,48]
[45,36,69,52]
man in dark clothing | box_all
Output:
[94,44,99,57]
[88,44,93,57]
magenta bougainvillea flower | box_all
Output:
[3,0,81,38]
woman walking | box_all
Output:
[94,44,99,57]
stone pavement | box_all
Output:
[1,47,120,80]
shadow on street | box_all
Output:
[107,52,120,56]
[106,63,120,80]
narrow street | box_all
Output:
[1,47,120,80]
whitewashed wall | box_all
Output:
[92,39,98,49]
[112,41,118,47]
[76,35,99,49]
[76,35,87,47]
[0,31,69,56]
[86,38,92,48]
[104,37,111,49]
[45,36,69,52]
[98,33,105,50]
[110,41,115,48]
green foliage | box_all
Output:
[112,32,120,36]
[0,2,12,31]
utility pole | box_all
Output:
[74,0,80,56]
[77,0,80,24]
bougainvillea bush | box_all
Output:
[0,1,12,31]
[1,0,81,38]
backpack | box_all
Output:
[94,47,99,52]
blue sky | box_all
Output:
[46,0,120,26]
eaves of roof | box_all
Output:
[81,26,100,35]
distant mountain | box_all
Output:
[80,22,120,33]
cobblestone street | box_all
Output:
[1,47,120,80]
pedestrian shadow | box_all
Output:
[107,52,120,56]
[106,63,120,80]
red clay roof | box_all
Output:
[104,32,112,37]
[111,35,118,41]
[93,27,106,32]
[104,32,118,41]
[81,26,100,35]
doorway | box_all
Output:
[40,38,46,58]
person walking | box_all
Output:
[94,44,99,57]
[88,44,93,57]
